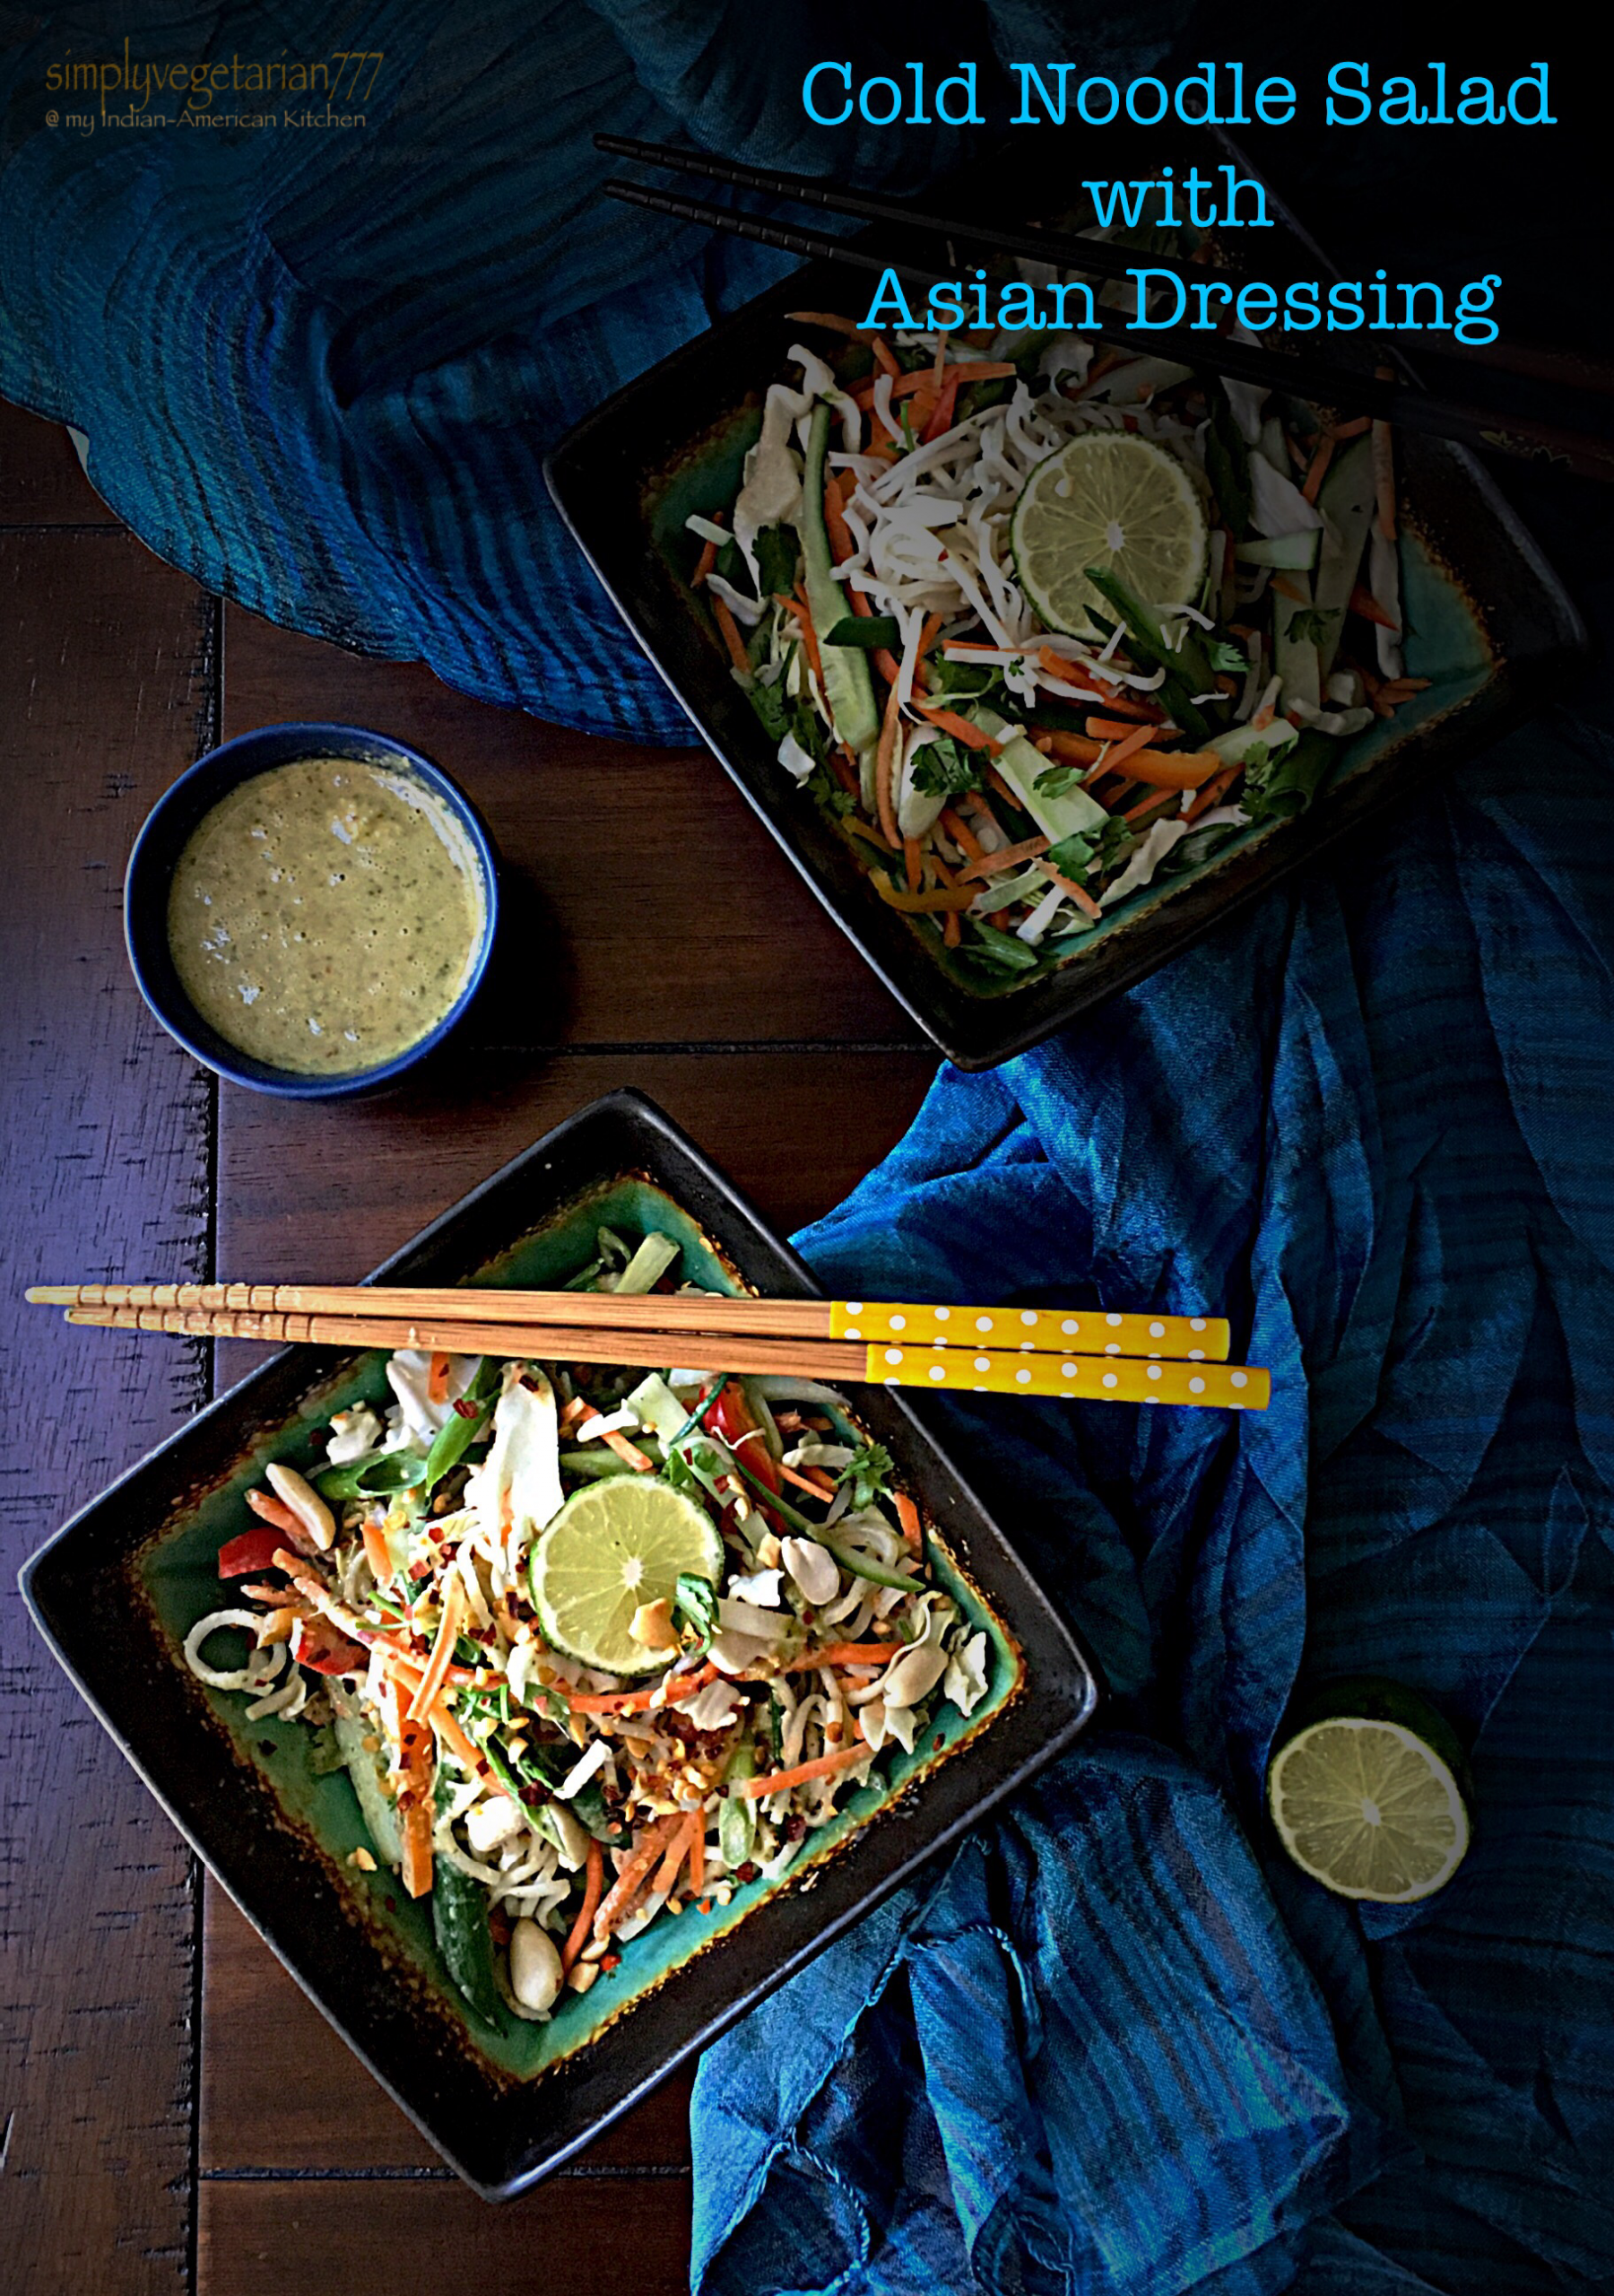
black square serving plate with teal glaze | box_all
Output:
[546,133,1584,1070]
[20,1090,1098,2199]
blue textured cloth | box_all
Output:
[690,702,1614,2291]
[0,0,1183,740]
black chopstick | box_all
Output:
[595,129,1255,303]
[598,131,1612,408]
[602,176,1614,487]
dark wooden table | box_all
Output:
[0,396,936,2293]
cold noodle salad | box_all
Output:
[185,1227,991,2029]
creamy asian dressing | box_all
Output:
[166,757,484,1075]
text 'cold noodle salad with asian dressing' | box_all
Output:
[183,1229,993,2032]
[687,310,1427,989]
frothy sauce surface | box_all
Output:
[166,757,484,1075]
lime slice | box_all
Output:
[1267,1694,1471,1903]
[1010,432,1207,636]
[529,1477,724,1677]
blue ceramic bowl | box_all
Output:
[125,723,499,1099]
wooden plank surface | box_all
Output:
[0,435,216,2291]
[0,397,121,526]
[2,391,939,2292]
[222,606,924,1050]
[198,2178,696,2296]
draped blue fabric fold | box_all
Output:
[692,712,1614,2292]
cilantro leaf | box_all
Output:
[753,524,800,604]
[1046,815,1133,881]
[835,1440,896,1512]
[910,735,983,798]
[1284,608,1339,648]
[1208,639,1248,674]
[1034,763,1084,800]
[672,1571,718,1655]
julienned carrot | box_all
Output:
[1037,653,1158,719]
[824,479,857,569]
[400,1796,434,1899]
[875,677,902,845]
[1349,584,1401,631]
[692,535,719,588]
[1301,433,1334,505]
[777,1457,837,1501]
[603,1429,655,1473]
[247,1487,306,1541]
[920,378,960,443]
[430,1695,483,1776]
[1114,751,1220,789]
[893,1492,922,1552]
[914,702,1006,752]
[787,586,829,705]
[1037,728,1105,767]
[593,1813,684,1939]
[406,1573,468,1724]
[568,1661,721,1716]
[397,1719,435,1898]
[888,361,1014,400]
[959,832,1053,883]
[562,1838,604,1973]
[711,595,751,676]
[360,1518,393,1582]
[737,1743,872,1799]
[1085,721,1163,781]
[1184,764,1242,822]
[1086,715,1162,744]
[939,805,986,861]
[1123,787,1181,826]
[653,1813,698,1897]
[427,1351,451,1404]
[687,1820,705,1896]
[1033,861,1104,919]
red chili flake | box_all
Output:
[385,1895,397,1914]
[453,1397,480,1420]
[601,1953,620,1972]
[698,1899,713,1915]
[933,1735,944,1752]
[736,1861,759,1883]
[784,1815,806,1842]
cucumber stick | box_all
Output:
[967,704,1108,843]
[432,1858,505,2031]
[1313,439,1375,680]
[800,403,880,760]
[330,1685,404,1867]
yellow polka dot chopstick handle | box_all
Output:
[830,1300,1229,1363]
[864,1342,1267,1410]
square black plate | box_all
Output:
[20,1090,1098,2198]
[545,133,1585,1069]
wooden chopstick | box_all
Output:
[60,1301,1268,1411]
[30,1283,1229,1363]
[600,173,1614,488]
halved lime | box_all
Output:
[529,1477,724,1677]
[1267,1692,1471,1903]
[1010,431,1207,636]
